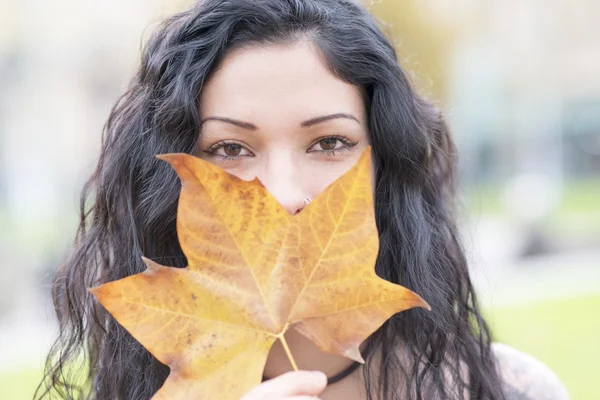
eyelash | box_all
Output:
[202,134,358,162]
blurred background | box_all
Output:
[0,0,598,398]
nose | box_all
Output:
[257,152,311,215]
[293,197,312,215]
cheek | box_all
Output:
[307,164,346,194]
[193,151,259,182]
[303,156,366,199]
[216,164,258,182]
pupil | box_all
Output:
[224,144,242,156]
[320,138,337,150]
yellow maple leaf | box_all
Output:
[89,146,430,399]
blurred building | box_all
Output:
[443,0,600,184]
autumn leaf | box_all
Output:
[89,146,430,399]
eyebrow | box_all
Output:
[200,113,360,130]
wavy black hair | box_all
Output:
[36,0,505,399]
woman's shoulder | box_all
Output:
[491,342,570,400]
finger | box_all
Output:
[241,370,327,399]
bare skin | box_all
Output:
[197,40,570,400]
[493,343,570,400]
[198,40,371,398]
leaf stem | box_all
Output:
[279,333,298,371]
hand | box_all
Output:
[240,370,328,400]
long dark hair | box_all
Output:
[36,0,505,399]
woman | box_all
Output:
[37,0,569,399]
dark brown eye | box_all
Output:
[319,138,337,150]
[223,143,242,156]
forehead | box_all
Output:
[199,41,366,125]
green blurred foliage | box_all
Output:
[0,368,40,400]
[5,295,598,399]
[367,1,459,103]
[466,180,600,237]
[487,294,600,400]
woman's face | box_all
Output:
[198,41,370,215]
